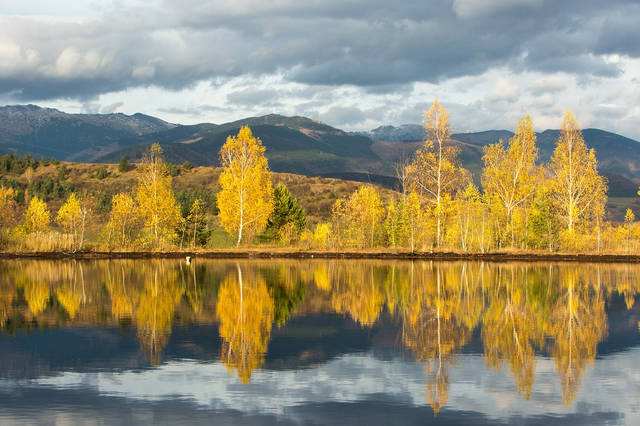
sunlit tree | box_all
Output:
[22,196,50,234]
[104,192,138,248]
[549,112,607,240]
[136,144,182,248]
[57,193,88,250]
[482,116,541,247]
[406,100,469,246]
[217,126,274,246]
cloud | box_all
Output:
[1,0,639,101]
[1,0,640,138]
[452,0,544,18]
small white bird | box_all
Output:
[185,256,192,265]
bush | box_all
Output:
[93,167,110,180]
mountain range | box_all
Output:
[1,104,639,197]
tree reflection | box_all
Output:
[216,264,275,383]
[135,263,183,364]
[549,267,607,404]
[399,264,482,414]
[482,267,542,399]
[0,259,635,404]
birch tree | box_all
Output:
[136,144,182,248]
[406,100,468,247]
[217,126,274,246]
[482,116,541,247]
[549,112,607,235]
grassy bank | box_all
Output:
[2,249,640,263]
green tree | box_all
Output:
[118,156,130,173]
[186,198,208,247]
[262,183,306,243]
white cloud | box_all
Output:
[453,0,544,18]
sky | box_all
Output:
[1,0,640,137]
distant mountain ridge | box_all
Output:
[1,105,640,197]
[0,104,175,160]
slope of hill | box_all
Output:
[0,105,175,160]
[0,159,382,224]
[369,127,640,196]
[99,114,385,176]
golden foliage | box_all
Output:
[216,265,274,383]
[406,100,470,246]
[550,112,607,234]
[21,196,50,234]
[103,192,138,248]
[136,144,182,248]
[331,185,384,248]
[217,126,274,246]
[482,116,542,247]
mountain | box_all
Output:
[1,105,640,197]
[98,113,385,176]
[369,126,640,196]
[0,104,175,161]
[362,124,424,142]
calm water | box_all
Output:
[0,259,639,425]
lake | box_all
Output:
[0,259,638,425]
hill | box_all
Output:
[0,158,375,225]
[98,114,385,176]
[2,105,640,198]
[0,105,175,161]
[369,127,640,197]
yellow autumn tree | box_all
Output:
[482,116,541,248]
[549,112,607,244]
[57,193,88,250]
[0,187,17,246]
[217,126,274,246]
[447,184,490,252]
[406,100,469,247]
[103,192,138,248]
[136,144,182,248]
[345,185,385,248]
[385,191,426,251]
[22,196,51,234]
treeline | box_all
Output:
[0,100,638,253]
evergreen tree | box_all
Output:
[262,184,307,243]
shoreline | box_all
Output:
[2,250,640,263]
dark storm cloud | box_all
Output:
[0,0,639,101]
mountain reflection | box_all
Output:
[0,259,638,408]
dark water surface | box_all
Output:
[0,259,638,425]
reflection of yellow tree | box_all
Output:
[313,264,331,292]
[56,283,83,319]
[401,265,481,414]
[106,263,139,319]
[24,281,50,316]
[55,263,86,319]
[550,268,607,405]
[331,264,384,326]
[217,265,274,383]
[482,267,542,399]
[135,265,183,364]
[0,280,16,326]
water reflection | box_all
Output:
[0,259,638,417]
